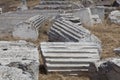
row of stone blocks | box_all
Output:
[35,0,80,10]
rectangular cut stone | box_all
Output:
[0,40,39,80]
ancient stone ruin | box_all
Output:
[0,0,120,80]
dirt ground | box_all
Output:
[40,74,90,80]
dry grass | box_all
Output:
[86,23,120,58]
[40,74,90,80]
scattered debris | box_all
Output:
[109,10,120,25]
[40,42,101,75]
[0,40,39,80]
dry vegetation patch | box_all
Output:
[87,24,120,58]
[40,74,90,80]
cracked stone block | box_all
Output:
[0,41,39,80]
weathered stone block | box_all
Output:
[0,41,39,80]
